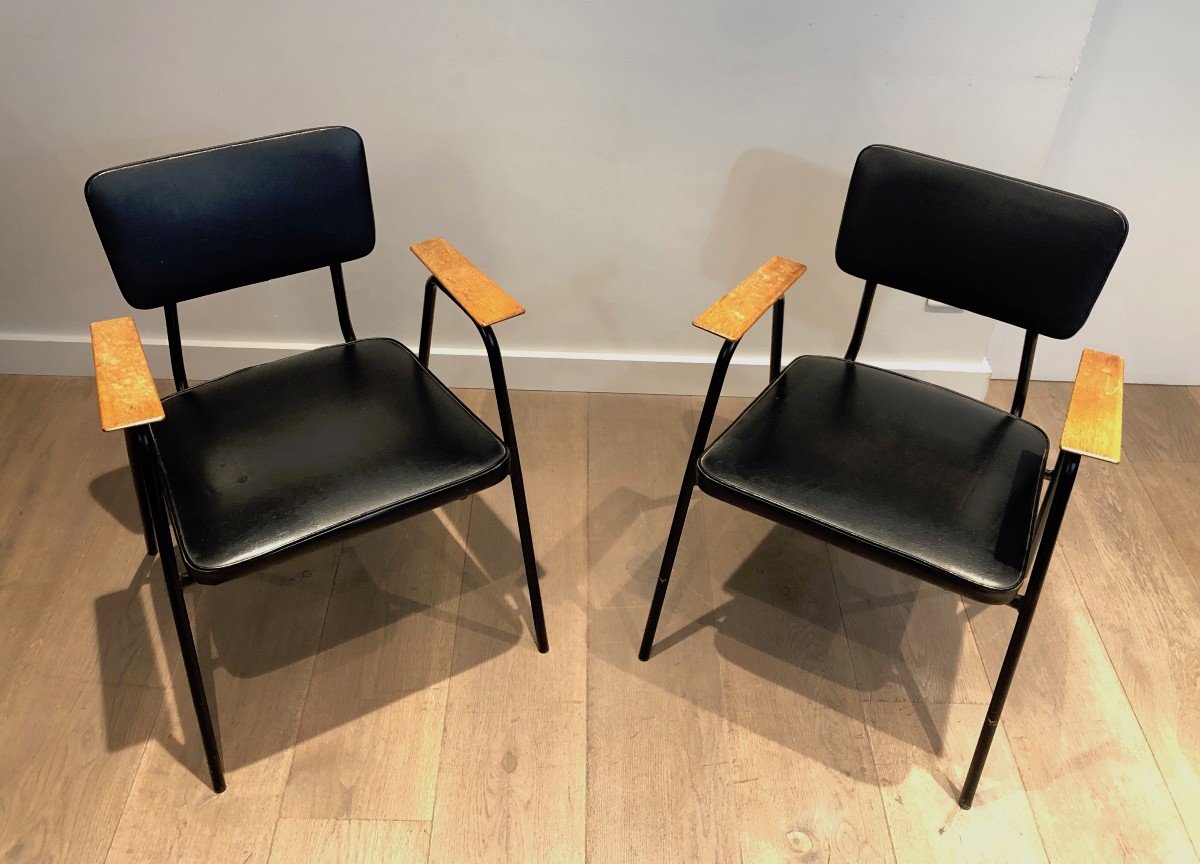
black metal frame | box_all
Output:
[122,266,547,794]
[638,281,1082,808]
[417,274,549,655]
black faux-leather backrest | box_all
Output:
[835,145,1128,339]
[85,127,374,310]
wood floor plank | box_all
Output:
[864,701,1047,864]
[427,390,587,864]
[1024,385,1200,852]
[585,393,740,864]
[830,549,992,706]
[105,545,339,864]
[1136,461,1200,579]
[965,382,1197,863]
[0,674,161,864]
[3,374,1200,863]
[281,392,483,822]
[268,818,430,863]
[703,494,896,864]
[1120,384,1200,462]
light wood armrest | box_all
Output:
[1060,348,1123,463]
[90,317,164,432]
[410,238,525,327]
[693,256,807,341]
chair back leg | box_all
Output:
[137,429,226,793]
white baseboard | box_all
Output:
[0,332,992,399]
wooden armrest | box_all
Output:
[1060,348,1123,463]
[90,317,164,432]
[410,238,525,327]
[693,256,807,341]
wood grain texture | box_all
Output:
[428,390,588,864]
[410,238,525,327]
[1122,384,1200,462]
[90,317,164,432]
[1060,348,1123,462]
[586,393,740,864]
[268,819,429,864]
[692,256,806,341]
[971,382,1198,863]
[865,701,1047,864]
[1,375,1198,863]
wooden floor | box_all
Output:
[1,374,1198,863]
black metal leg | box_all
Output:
[137,430,226,793]
[638,466,697,661]
[638,339,738,663]
[123,428,157,556]
[478,326,549,653]
[958,600,1036,808]
[958,453,1080,808]
[509,454,549,653]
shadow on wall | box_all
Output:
[700,148,863,357]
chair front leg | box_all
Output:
[638,339,738,661]
[136,429,226,793]
[479,326,549,653]
[959,452,1080,808]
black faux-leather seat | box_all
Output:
[697,356,1048,603]
[152,338,508,578]
[638,144,1129,811]
[85,127,549,795]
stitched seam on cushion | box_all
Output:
[154,337,508,573]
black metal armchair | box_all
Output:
[638,144,1128,808]
[85,126,548,794]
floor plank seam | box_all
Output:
[1059,472,1200,859]
[268,540,345,862]
[423,494,473,864]
[960,599,1054,861]
[824,540,902,864]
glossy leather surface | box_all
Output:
[697,356,1048,603]
[836,145,1128,339]
[85,127,374,309]
[149,338,508,580]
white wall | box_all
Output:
[0,1,1111,395]
[989,0,1200,384]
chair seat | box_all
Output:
[150,338,508,579]
[696,356,1048,603]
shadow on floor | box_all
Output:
[90,465,531,785]
[592,491,990,795]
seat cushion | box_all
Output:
[697,356,1048,603]
[150,338,507,579]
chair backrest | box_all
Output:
[834,145,1127,339]
[85,126,374,310]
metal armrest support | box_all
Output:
[409,238,548,653]
[637,257,805,661]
